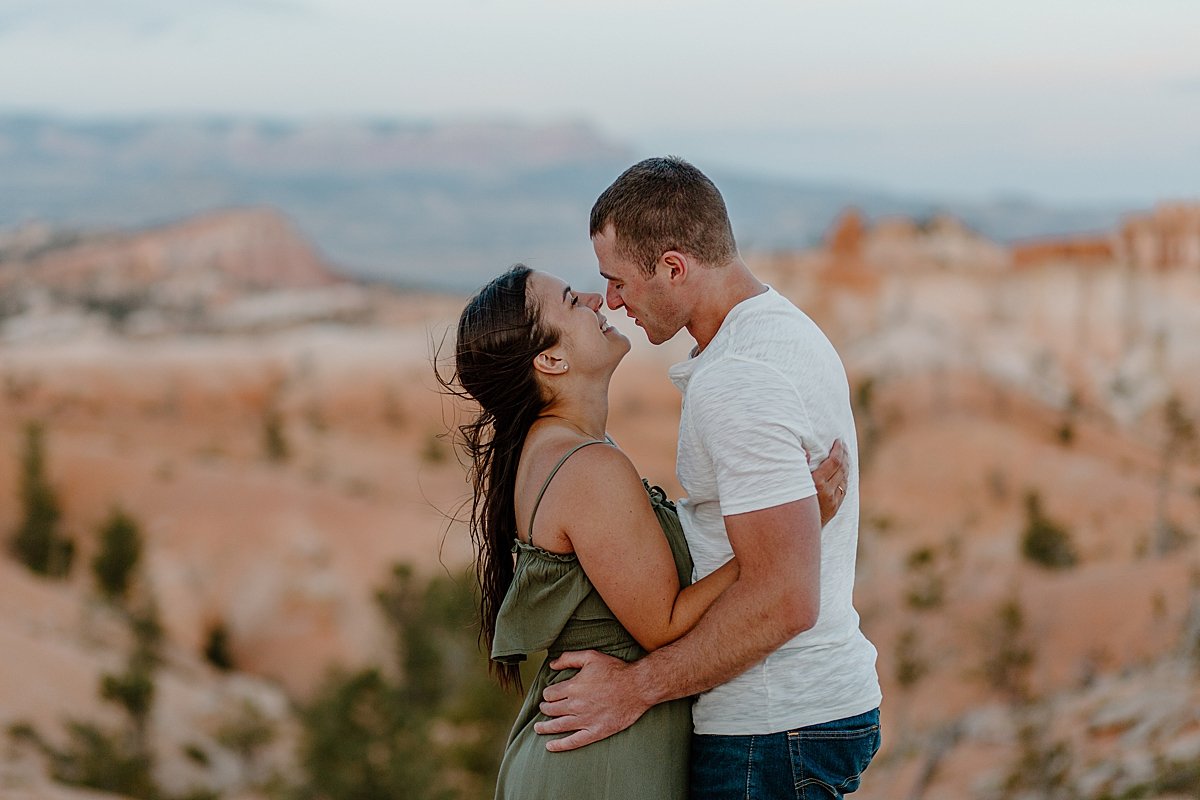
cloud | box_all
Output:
[0,0,309,38]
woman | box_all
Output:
[444,265,845,799]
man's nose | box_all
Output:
[605,285,623,310]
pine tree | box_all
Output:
[92,507,142,601]
[10,421,74,577]
[1154,395,1197,556]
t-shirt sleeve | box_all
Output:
[688,356,817,517]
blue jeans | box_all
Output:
[690,709,881,799]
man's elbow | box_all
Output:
[779,592,819,638]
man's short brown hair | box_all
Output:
[590,156,737,278]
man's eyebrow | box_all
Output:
[599,271,618,281]
[562,285,572,302]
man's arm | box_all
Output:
[534,493,821,751]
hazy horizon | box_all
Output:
[1,0,1197,205]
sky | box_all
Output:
[0,0,1197,204]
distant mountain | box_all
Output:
[0,116,1132,291]
[0,208,375,339]
[0,208,338,292]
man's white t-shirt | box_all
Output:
[668,287,881,736]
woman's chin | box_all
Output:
[606,344,631,371]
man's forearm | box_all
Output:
[630,572,810,706]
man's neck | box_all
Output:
[687,258,767,356]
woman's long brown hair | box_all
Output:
[437,265,558,689]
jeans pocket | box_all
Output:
[788,713,881,797]
[689,734,754,800]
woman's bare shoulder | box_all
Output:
[515,431,640,542]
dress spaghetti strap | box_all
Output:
[527,435,614,546]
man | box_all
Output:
[533,157,882,799]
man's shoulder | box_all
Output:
[724,292,823,348]
[686,292,835,395]
[729,296,843,376]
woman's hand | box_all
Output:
[812,439,849,527]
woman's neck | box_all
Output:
[537,388,610,441]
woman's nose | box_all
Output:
[582,292,603,311]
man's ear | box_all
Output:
[532,348,568,376]
[660,250,688,283]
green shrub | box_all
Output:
[216,700,276,765]
[852,376,880,468]
[262,407,290,463]
[982,598,1035,702]
[895,628,927,688]
[298,667,446,800]
[101,600,163,744]
[420,431,449,464]
[1021,491,1078,569]
[30,720,156,800]
[81,292,148,329]
[182,743,210,766]
[100,669,155,735]
[293,564,524,800]
[9,421,74,577]
[1002,717,1074,799]
[92,506,143,601]
[203,622,234,671]
[8,596,168,800]
[904,545,945,610]
[1056,420,1075,446]
[1152,520,1192,557]
[128,601,165,668]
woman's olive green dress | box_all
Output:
[491,440,694,800]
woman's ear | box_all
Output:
[532,349,569,376]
